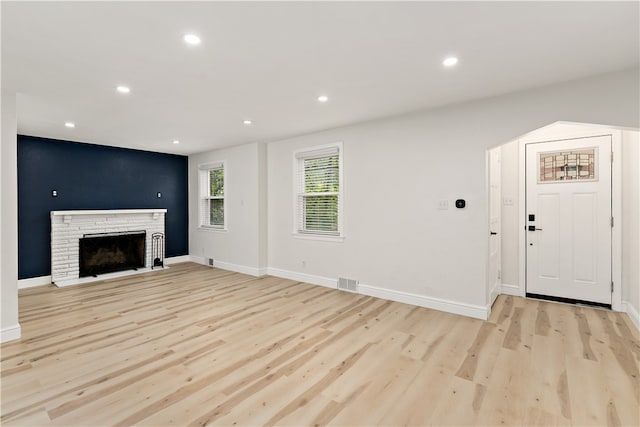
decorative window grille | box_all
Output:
[539,149,596,183]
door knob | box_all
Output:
[528,226,543,231]
[490,232,497,235]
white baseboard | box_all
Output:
[54,266,167,287]
[17,257,190,289]
[266,267,337,289]
[1,324,21,343]
[215,260,266,277]
[489,283,500,307]
[165,255,191,265]
[199,262,487,320]
[623,301,640,331]
[501,283,525,297]
[189,255,206,265]
[359,283,489,320]
[191,256,267,277]
[18,275,52,289]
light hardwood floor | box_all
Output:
[1,262,638,426]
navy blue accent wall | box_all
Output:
[18,135,189,279]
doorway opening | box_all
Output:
[487,121,639,315]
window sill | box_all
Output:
[292,233,344,243]
[198,226,227,233]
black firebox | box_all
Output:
[79,231,146,277]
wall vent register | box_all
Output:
[338,277,358,292]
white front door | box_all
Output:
[526,136,612,305]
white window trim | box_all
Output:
[292,142,344,241]
[198,160,227,231]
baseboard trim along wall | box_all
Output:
[359,284,489,320]
[489,283,500,308]
[18,275,52,289]
[17,255,189,289]
[1,324,21,343]
[265,267,336,289]
[164,255,192,265]
[17,259,634,327]
[500,283,525,297]
[190,261,490,320]
[190,255,268,277]
[623,301,640,331]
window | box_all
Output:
[295,144,343,237]
[199,162,225,229]
[538,148,597,183]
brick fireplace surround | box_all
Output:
[50,209,166,286]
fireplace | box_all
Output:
[79,231,146,277]
[50,209,166,286]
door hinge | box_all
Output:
[611,152,614,163]
[611,281,614,293]
[611,217,614,227]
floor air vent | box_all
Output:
[337,277,358,292]
[207,258,214,267]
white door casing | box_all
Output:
[526,135,612,304]
[488,148,502,305]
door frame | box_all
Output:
[517,128,622,311]
[486,147,502,308]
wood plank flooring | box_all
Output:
[1,262,638,426]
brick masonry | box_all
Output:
[50,210,166,283]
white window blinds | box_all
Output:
[295,145,342,236]
[199,162,225,228]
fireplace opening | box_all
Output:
[79,231,146,277]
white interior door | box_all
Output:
[526,136,612,304]
[488,148,502,301]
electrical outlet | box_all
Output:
[437,200,449,210]
[503,196,514,206]
[157,192,162,198]
[52,190,58,197]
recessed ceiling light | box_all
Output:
[183,34,201,45]
[64,122,75,128]
[317,95,329,103]
[243,120,253,125]
[116,86,131,94]
[172,140,180,144]
[443,56,459,67]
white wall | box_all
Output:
[1,90,20,343]
[622,130,640,326]
[268,114,489,311]
[188,142,267,275]
[265,68,639,318]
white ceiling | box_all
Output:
[2,1,638,155]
